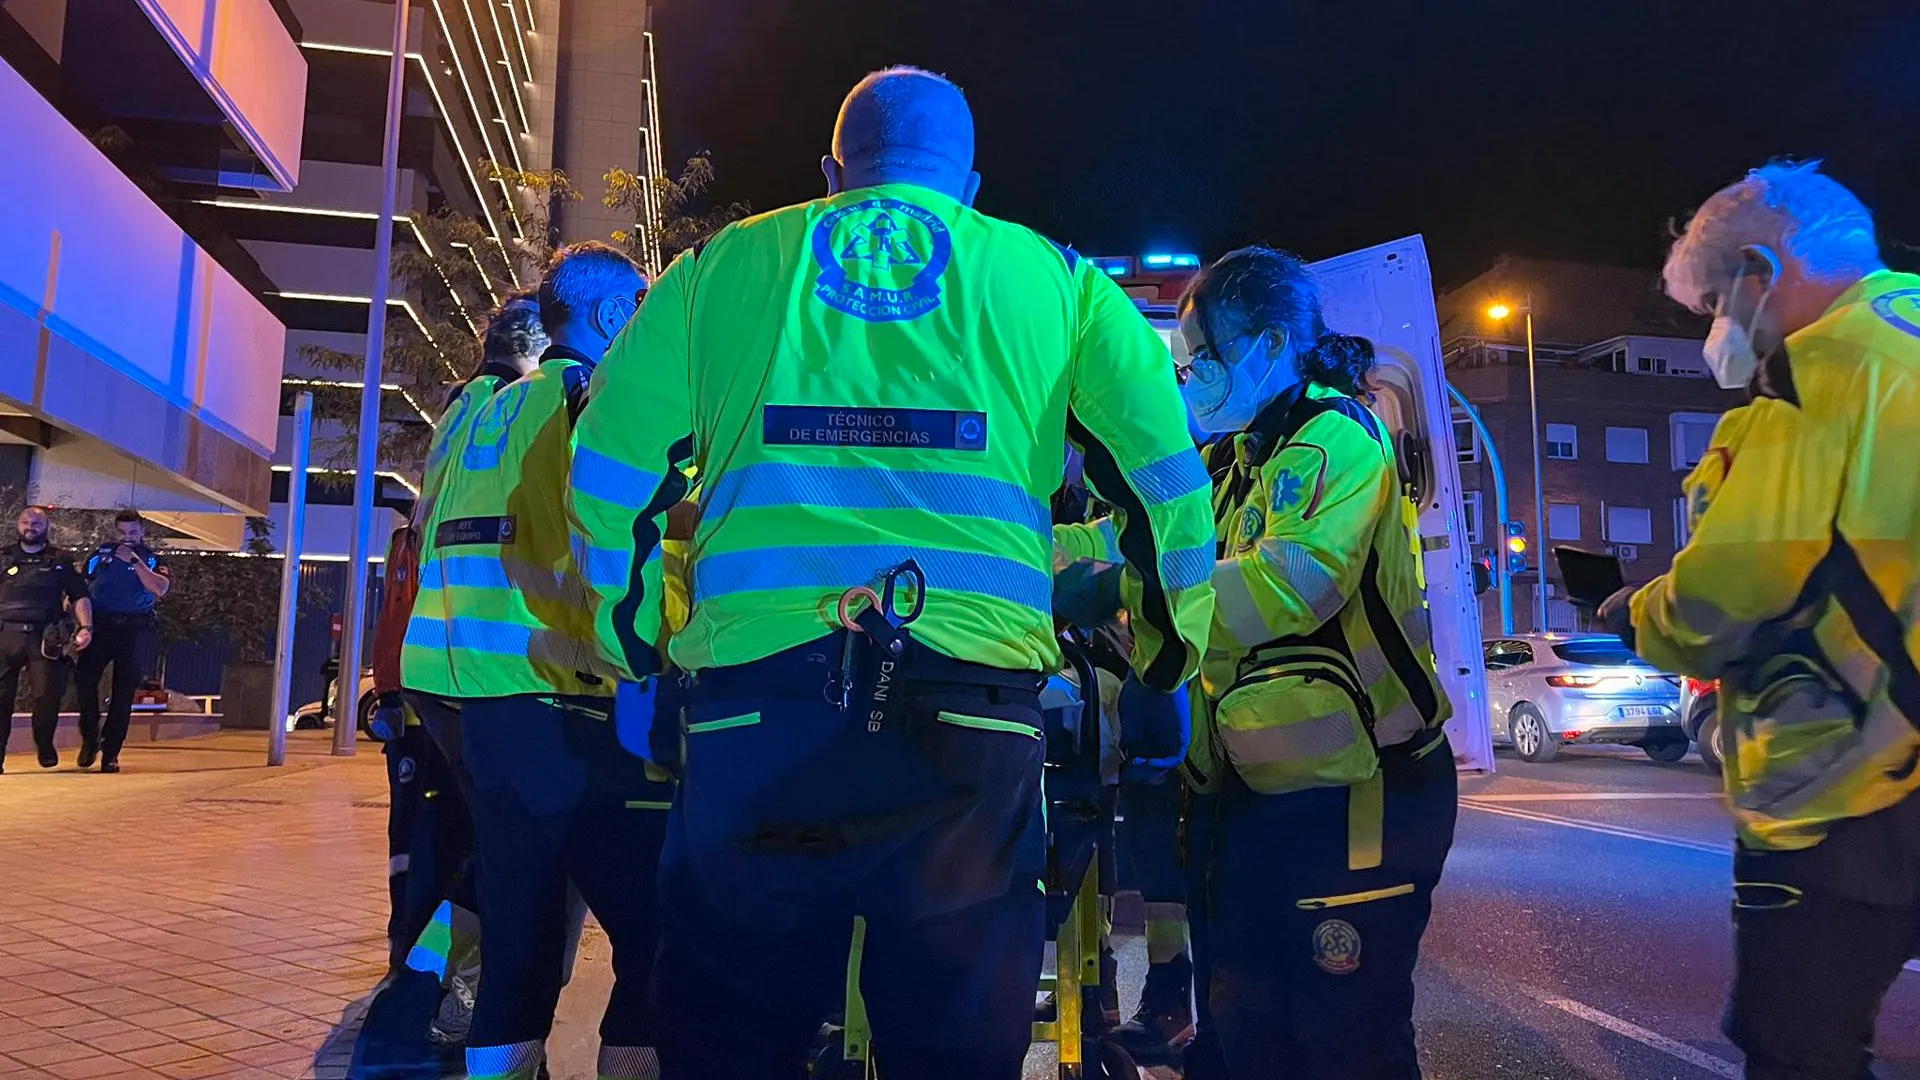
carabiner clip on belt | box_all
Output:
[830,560,927,734]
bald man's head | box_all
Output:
[824,66,981,205]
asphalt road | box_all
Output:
[1025,744,1920,1080]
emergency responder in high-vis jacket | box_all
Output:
[1072,246,1455,1080]
[1608,162,1920,1080]
[568,66,1215,1080]
[403,245,670,1080]
[352,292,553,1080]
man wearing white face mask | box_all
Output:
[1601,161,1920,1080]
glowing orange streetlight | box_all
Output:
[1487,295,1547,630]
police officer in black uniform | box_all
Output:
[1,506,92,771]
[76,510,169,773]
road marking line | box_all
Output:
[1466,792,1725,802]
[1535,992,1742,1078]
[1461,799,1730,855]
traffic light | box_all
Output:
[1472,552,1494,595]
[1505,521,1529,574]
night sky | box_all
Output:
[652,1,1917,287]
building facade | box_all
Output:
[1441,256,1745,635]
[0,0,308,546]
[196,0,667,559]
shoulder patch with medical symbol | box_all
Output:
[1267,444,1329,521]
[1312,918,1361,975]
[1683,445,1733,535]
[1236,505,1265,551]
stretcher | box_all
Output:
[808,633,1139,1079]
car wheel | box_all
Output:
[1643,738,1690,763]
[1510,705,1558,762]
[357,693,385,743]
[1696,705,1724,775]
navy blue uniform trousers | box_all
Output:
[655,639,1048,1080]
[459,694,671,1053]
[1727,789,1920,1080]
[1191,733,1457,1080]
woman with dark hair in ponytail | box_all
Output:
[1171,245,1457,1079]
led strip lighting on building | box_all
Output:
[272,292,458,379]
[195,199,480,336]
[502,0,533,85]
[424,0,524,227]
[272,464,422,499]
[298,42,518,278]
[483,0,531,134]
[281,377,432,422]
[460,0,526,166]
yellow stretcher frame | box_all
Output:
[821,852,1113,1079]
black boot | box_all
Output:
[36,745,58,769]
[78,737,99,770]
[1109,954,1195,1062]
[348,969,463,1079]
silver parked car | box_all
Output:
[1484,633,1686,763]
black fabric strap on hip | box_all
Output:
[1358,549,1442,726]
[1823,531,1920,735]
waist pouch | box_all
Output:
[1723,651,1866,817]
[1212,643,1379,795]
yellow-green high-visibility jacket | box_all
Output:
[416,369,513,528]
[403,351,616,699]
[1097,381,1450,794]
[569,183,1215,688]
[1631,269,1920,851]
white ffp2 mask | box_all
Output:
[1702,315,1759,390]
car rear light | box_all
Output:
[1546,674,1604,688]
[1561,731,1582,740]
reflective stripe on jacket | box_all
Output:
[569,183,1215,686]
[1632,270,1920,851]
[404,355,614,698]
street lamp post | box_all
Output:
[1488,294,1549,632]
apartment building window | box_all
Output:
[1548,502,1581,541]
[1453,414,1479,464]
[1637,355,1669,375]
[1545,423,1578,460]
[1674,496,1693,548]
[1605,504,1654,545]
[1605,426,1649,464]
[1461,491,1483,545]
[1670,412,1719,470]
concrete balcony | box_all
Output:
[0,58,287,538]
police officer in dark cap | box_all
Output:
[76,510,169,773]
[1,505,92,771]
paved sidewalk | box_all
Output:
[0,731,1159,1080]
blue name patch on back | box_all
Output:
[763,406,987,451]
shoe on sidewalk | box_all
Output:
[348,969,464,1080]
[1109,955,1196,1062]
[78,738,99,770]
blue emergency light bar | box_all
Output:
[1141,252,1201,269]
[1091,257,1133,278]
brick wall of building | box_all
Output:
[1450,358,1744,633]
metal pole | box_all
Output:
[334,0,412,756]
[1447,384,1514,635]
[267,394,314,766]
[1525,298,1548,632]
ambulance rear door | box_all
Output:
[1310,237,1494,772]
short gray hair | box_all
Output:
[538,242,646,329]
[832,66,975,179]
[1663,160,1880,313]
